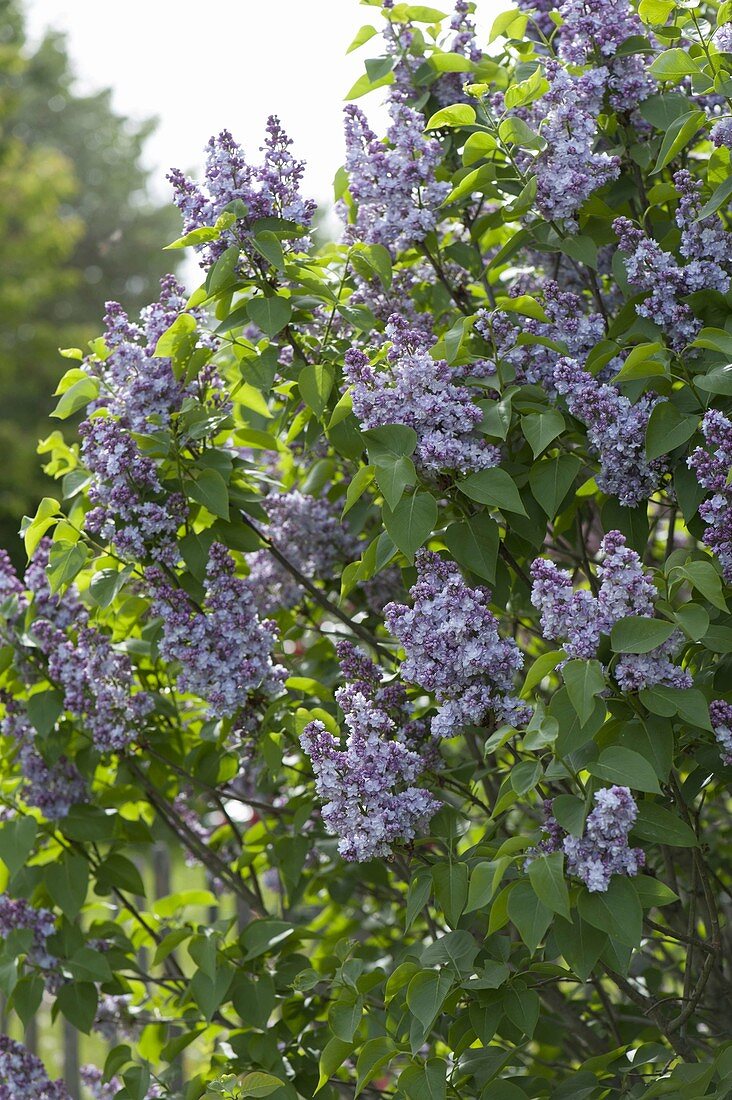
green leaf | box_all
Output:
[527,852,571,920]
[382,491,437,561]
[50,375,99,419]
[398,1059,447,1100]
[649,47,703,80]
[632,802,698,847]
[96,853,146,897]
[406,970,454,1030]
[678,560,727,611]
[238,1072,284,1098]
[0,817,37,878]
[697,174,732,220]
[589,747,661,793]
[610,616,676,654]
[465,861,501,912]
[347,24,378,53]
[489,7,528,41]
[355,1036,398,1097]
[638,0,675,23]
[299,363,334,418]
[432,862,468,928]
[46,541,89,594]
[507,879,552,952]
[443,514,499,582]
[252,231,285,271]
[343,465,376,517]
[405,868,432,931]
[521,650,564,697]
[633,875,680,909]
[46,852,89,920]
[22,497,61,559]
[651,109,705,173]
[498,116,545,151]
[246,295,292,336]
[425,103,476,129]
[316,1037,354,1093]
[56,981,98,1034]
[554,916,607,980]
[89,566,133,608]
[696,363,732,395]
[363,424,418,462]
[529,454,582,517]
[562,659,606,725]
[188,468,229,520]
[458,468,526,514]
[645,402,698,459]
[522,410,565,457]
[578,876,643,947]
[504,982,540,1038]
[329,994,363,1043]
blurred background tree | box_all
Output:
[0,0,180,560]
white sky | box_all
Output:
[24,0,496,211]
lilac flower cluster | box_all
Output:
[246,490,356,616]
[1,701,86,819]
[710,700,732,766]
[614,174,730,348]
[475,282,607,390]
[535,63,620,225]
[688,410,732,582]
[34,620,151,753]
[0,1036,69,1099]
[345,315,500,476]
[169,118,316,269]
[80,1066,162,1100]
[342,98,449,254]
[300,644,439,862]
[81,415,186,567]
[0,551,26,609]
[531,531,691,691]
[433,1,483,105]
[0,896,56,972]
[532,786,644,893]
[149,542,285,718]
[87,275,187,431]
[553,357,666,506]
[385,550,529,738]
[556,0,654,110]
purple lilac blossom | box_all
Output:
[300,645,439,862]
[475,281,608,390]
[531,531,691,690]
[535,62,620,225]
[0,551,26,608]
[713,24,732,51]
[0,1036,69,1099]
[342,97,449,254]
[149,542,285,719]
[710,700,732,765]
[556,0,654,110]
[711,116,732,147]
[553,357,666,506]
[688,409,732,581]
[80,1066,163,1100]
[532,786,644,892]
[614,177,730,348]
[1,700,86,819]
[345,315,500,476]
[168,119,316,269]
[81,415,186,567]
[34,620,152,753]
[0,897,57,972]
[432,1,483,105]
[385,550,529,738]
[245,490,356,616]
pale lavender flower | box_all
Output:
[710,700,732,765]
[385,550,529,737]
[688,409,732,581]
[149,543,285,719]
[0,897,57,972]
[342,98,449,253]
[345,315,500,476]
[553,357,666,506]
[563,786,644,892]
[713,24,732,51]
[0,1036,69,1099]
[246,491,356,615]
[1,701,86,819]
[535,63,620,225]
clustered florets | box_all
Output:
[476,282,608,391]
[1,702,86,819]
[531,531,691,691]
[300,642,439,862]
[0,1035,69,1099]
[345,315,500,477]
[342,98,449,253]
[614,172,731,348]
[246,490,356,615]
[168,118,316,269]
[710,699,732,766]
[385,550,529,738]
[531,786,644,893]
[553,357,666,507]
[149,542,285,719]
[688,410,732,582]
[535,62,620,225]
[0,897,57,973]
